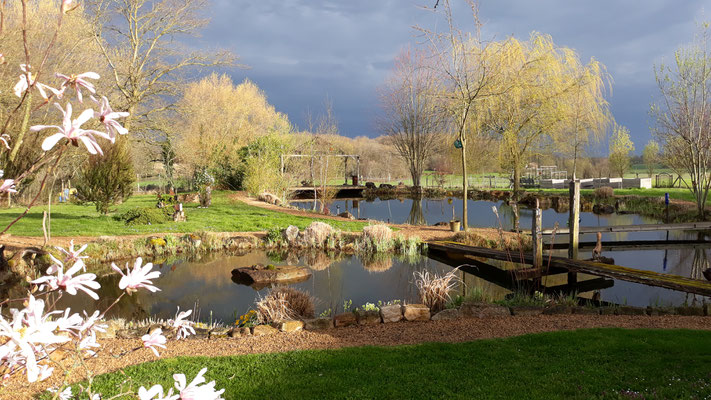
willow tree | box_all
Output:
[490,33,612,196]
[609,123,635,178]
[418,0,506,230]
[652,24,711,218]
[379,47,444,190]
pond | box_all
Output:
[56,245,709,326]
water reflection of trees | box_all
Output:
[407,197,427,225]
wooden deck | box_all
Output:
[428,241,711,297]
[537,221,711,235]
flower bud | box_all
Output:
[61,0,76,14]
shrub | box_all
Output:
[117,207,171,225]
[595,186,614,198]
[75,138,135,214]
[301,221,334,247]
[357,224,394,252]
[255,287,315,323]
[414,268,461,313]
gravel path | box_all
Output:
[5,315,711,399]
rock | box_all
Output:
[284,226,300,245]
[231,264,312,286]
[379,183,394,190]
[259,192,282,206]
[209,327,231,339]
[592,204,615,214]
[273,320,304,333]
[380,305,403,323]
[433,221,449,227]
[355,310,381,325]
[600,307,617,315]
[403,304,430,321]
[96,319,125,339]
[228,327,252,337]
[509,306,544,316]
[338,211,355,220]
[116,329,141,339]
[616,306,646,316]
[193,328,210,339]
[146,323,166,335]
[459,302,510,318]
[252,325,279,336]
[333,312,357,328]
[432,308,461,321]
[365,182,376,189]
[675,306,705,316]
[646,307,677,316]
[572,307,600,315]
[542,305,573,315]
[304,318,333,331]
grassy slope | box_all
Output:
[79,329,711,399]
[0,191,366,237]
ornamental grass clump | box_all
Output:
[301,221,335,248]
[255,287,315,324]
[414,267,462,313]
[357,224,394,252]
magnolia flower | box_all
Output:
[31,256,101,300]
[141,328,167,357]
[93,96,129,141]
[14,65,63,100]
[0,296,70,382]
[56,239,88,268]
[79,310,107,336]
[54,308,84,333]
[492,206,499,217]
[174,368,225,400]
[0,179,17,193]
[78,331,100,357]
[111,257,161,294]
[0,134,10,150]
[37,365,54,382]
[168,308,195,340]
[48,387,73,400]
[31,102,111,155]
[56,71,99,103]
[61,0,78,14]
[138,384,179,400]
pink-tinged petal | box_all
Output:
[55,72,70,81]
[30,125,60,132]
[110,262,123,274]
[42,133,66,151]
[74,109,95,127]
[84,129,112,141]
[78,136,101,155]
[36,84,48,100]
[78,71,100,80]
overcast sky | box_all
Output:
[196,0,709,155]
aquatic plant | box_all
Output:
[301,221,335,247]
[594,186,614,199]
[358,224,394,252]
[414,267,462,313]
[357,302,379,312]
[255,287,315,324]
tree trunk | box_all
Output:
[513,165,521,201]
[460,138,468,230]
[8,92,33,165]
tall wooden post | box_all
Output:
[568,180,580,285]
[532,199,543,269]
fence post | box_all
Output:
[532,199,543,269]
[568,180,580,285]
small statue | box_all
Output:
[592,232,603,261]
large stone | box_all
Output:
[459,302,510,318]
[231,264,312,286]
[403,304,430,321]
[355,310,381,325]
[542,305,574,315]
[228,327,252,338]
[380,305,403,323]
[338,211,355,220]
[509,306,544,316]
[116,329,141,339]
[616,306,646,316]
[432,308,461,321]
[572,307,600,315]
[284,226,300,245]
[675,306,705,316]
[333,312,357,328]
[209,327,231,339]
[96,319,125,339]
[273,320,304,333]
[252,325,279,336]
[304,318,333,331]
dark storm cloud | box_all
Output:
[195,0,710,153]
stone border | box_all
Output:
[99,302,710,339]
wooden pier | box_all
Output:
[428,241,711,297]
[538,221,711,235]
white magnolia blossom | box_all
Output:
[112,257,161,295]
[31,102,111,155]
[30,255,101,300]
[56,71,99,103]
[168,308,195,340]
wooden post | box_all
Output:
[532,199,543,269]
[280,155,285,176]
[568,179,580,285]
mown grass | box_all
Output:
[0,191,366,237]
[64,328,711,399]
[533,187,701,203]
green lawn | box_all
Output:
[70,329,711,399]
[0,191,366,237]
[533,187,701,203]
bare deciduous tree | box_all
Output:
[652,24,711,218]
[379,47,443,189]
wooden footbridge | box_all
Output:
[538,221,711,235]
[428,241,711,297]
